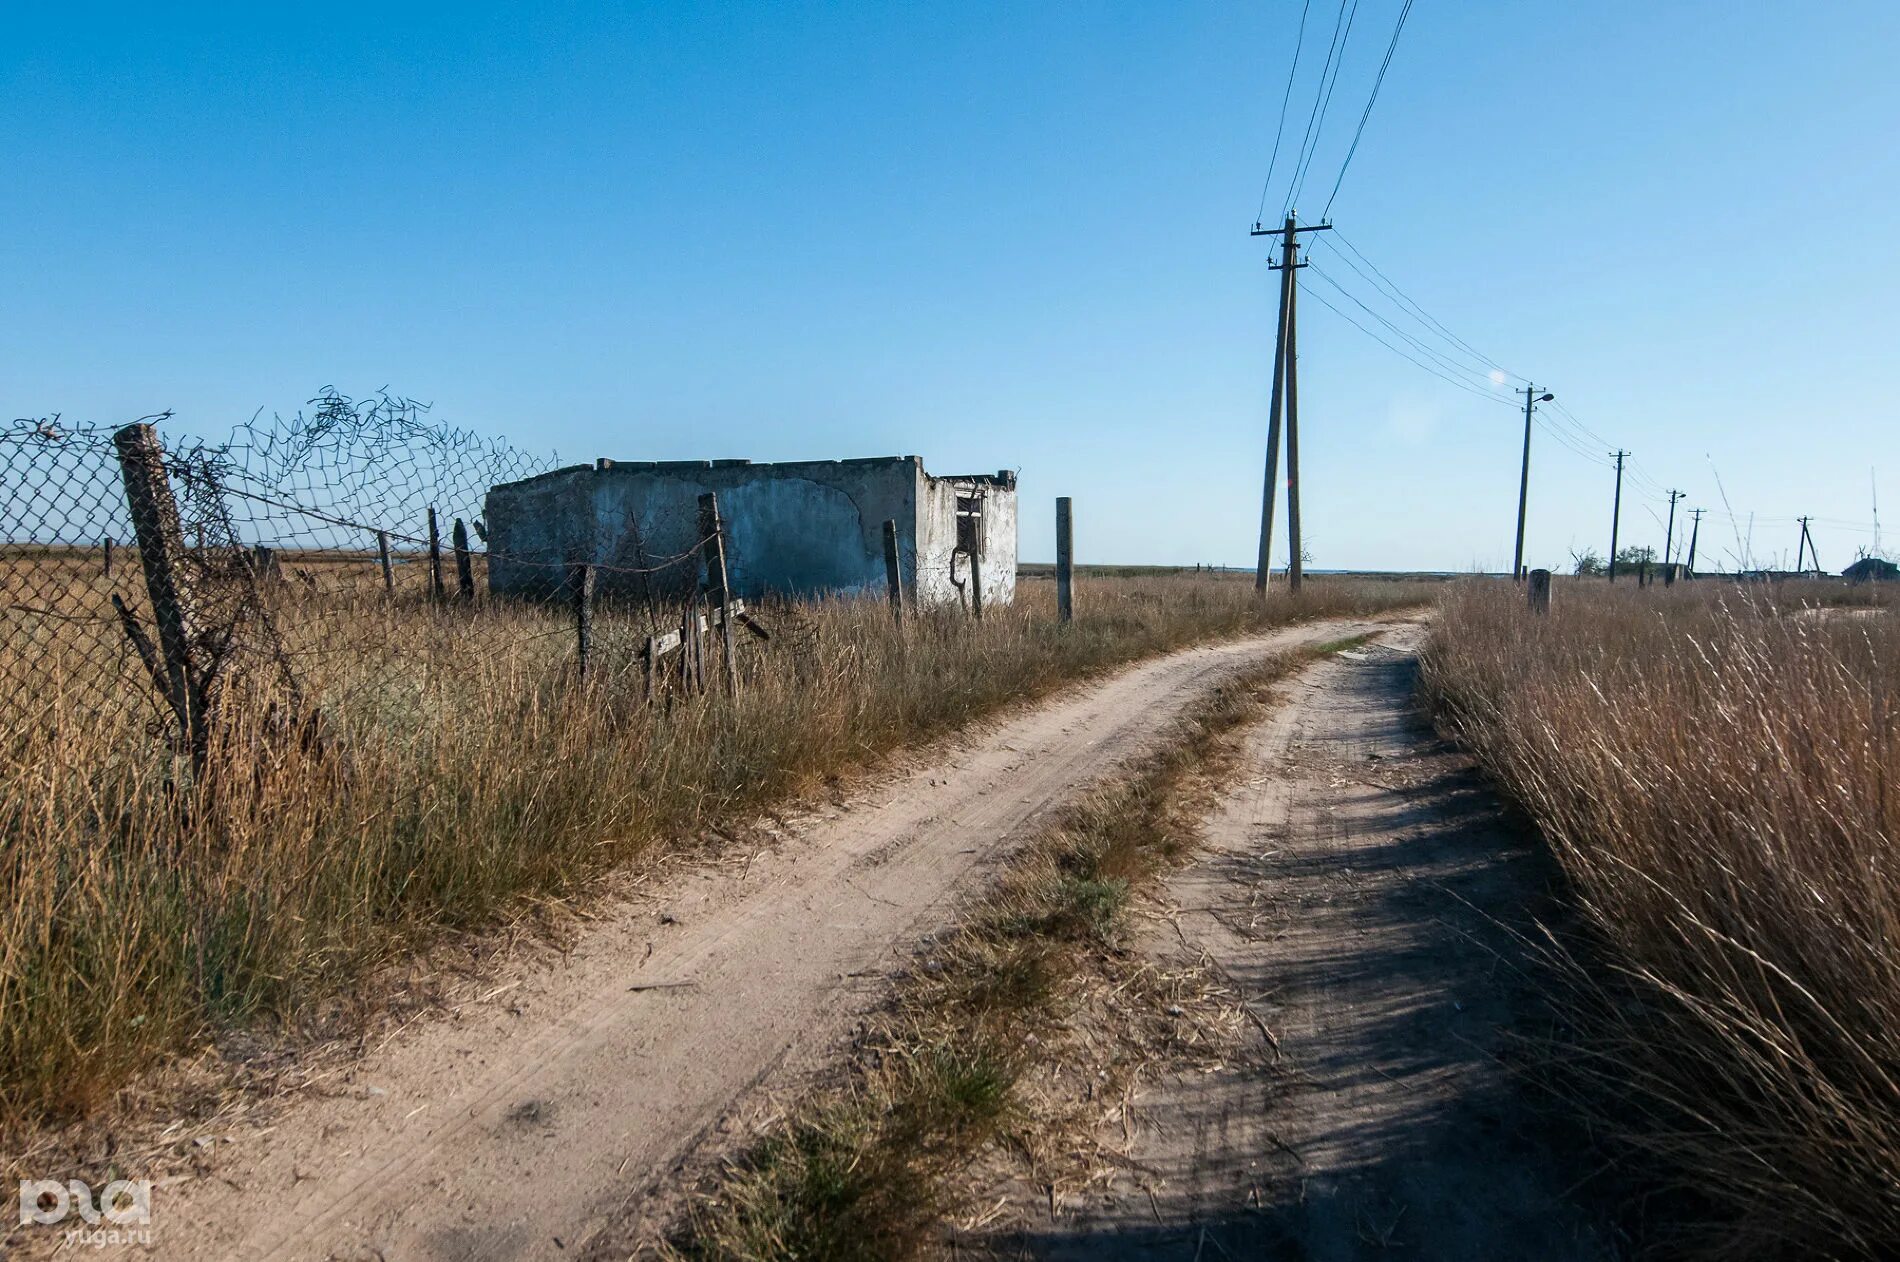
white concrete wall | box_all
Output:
[912,473,1017,612]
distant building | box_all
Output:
[1843,556,1900,583]
[485,456,1017,610]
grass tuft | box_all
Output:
[1419,578,1900,1259]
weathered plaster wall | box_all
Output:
[913,473,1018,612]
[486,456,1015,608]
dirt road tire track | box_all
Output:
[152,616,1396,1261]
[965,628,1609,1260]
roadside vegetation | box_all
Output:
[0,572,1421,1142]
[667,635,1375,1261]
[1419,579,1900,1258]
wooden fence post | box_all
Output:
[376,529,395,593]
[102,536,114,578]
[969,551,984,622]
[427,507,445,601]
[112,422,204,763]
[1055,497,1074,624]
[452,518,475,601]
[698,492,739,697]
[1528,568,1552,615]
[882,519,904,626]
[680,587,704,693]
[571,562,595,679]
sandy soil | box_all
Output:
[143,616,1391,1261]
[964,629,1612,1260]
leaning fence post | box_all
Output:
[427,507,445,601]
[1055,497,1074,623]
[113,422,204,763]
[571,562,595,679]
[376,529,395,593]
[882,519,904,626]
[1527,568,1552,615]
[698,492,739,697]
[452,518,476,601]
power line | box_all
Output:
[1254,0,1316,226]
[1307,263,1508,391]
[1300,282,1518,407]
[1284,0,1360,216]
[1322,231,1526,381]
[1320,0,1414,218]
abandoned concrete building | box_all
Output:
[484,456,1017,610]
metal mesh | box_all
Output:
[0,392,728,772]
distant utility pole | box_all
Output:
[1608,450,1628,582]
[1795,516,1819,575]
[1663,489,1684,567]
[1685,508,1703,577]
[1251,211,1331,595]
[1512,385,1555,580]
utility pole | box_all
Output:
[1512,385,1555,580]
[1796,516,1819,575]
[1250,212,1331,594]
[1285,264,1304,591]
[1608,450,1628,582]
[1685,508,1703,577]
[1663,489,1684,568]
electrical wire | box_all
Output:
[1321,231,1527,382]
[1283,0,1359,216]
[1255,0,1316,226]
[1307,263,1510,393]
[1320,0,1413,218]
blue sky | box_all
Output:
[5,2,1897,571]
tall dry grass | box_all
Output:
[1419,579,1900,1258]
[0,571,1421,1136]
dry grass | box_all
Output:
[0,571,1421,1141]
[665,634,1375,1261]
[1419,578,1900,1258]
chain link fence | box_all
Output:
[0,391,742,779]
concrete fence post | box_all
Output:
[1055,497,1074,624]
[1527,568,1552,616]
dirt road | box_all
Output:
[153,616,1394,1261]
[966,629,1610,1259]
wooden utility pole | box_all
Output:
[881,519,904,626]
[1795,517,1819,576]
[1607,450,1628,582]
[1250,213,1330,594]
[1055,497,1075,622]
[1513,385,1554,580]
[1663,490,1684,568]
[1685,508,1703,577]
